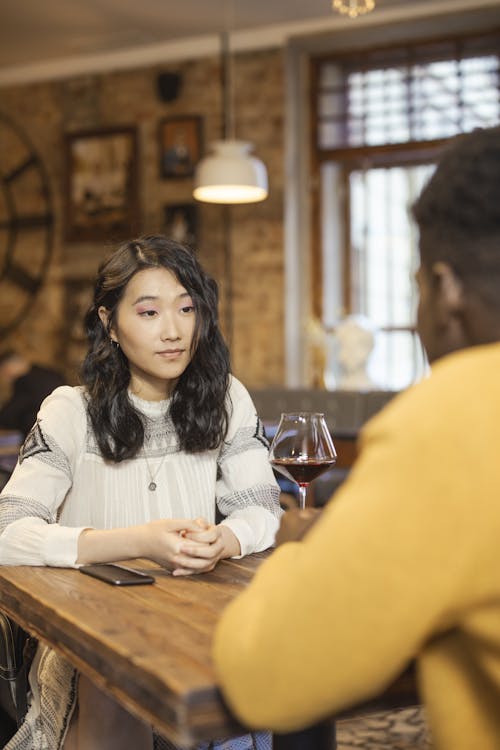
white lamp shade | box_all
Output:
[193,140,268,204]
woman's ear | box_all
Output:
[98,306,116,342]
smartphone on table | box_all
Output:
[79,563,155,586]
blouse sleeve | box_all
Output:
[216,377,282,556]
[0,386,89,567]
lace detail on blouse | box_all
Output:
[0,496,55,535]
[218,484,281,519]
[19,423,72,480]
[142,414,179,456]
[219,417,269,464]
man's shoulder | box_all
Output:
[366,343,500,437]
[414,342,500,405]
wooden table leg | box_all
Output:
[273,720,336,749]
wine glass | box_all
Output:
[269,412,337,510]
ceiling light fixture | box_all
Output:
[193,31,268,204]
[332,0,375,18]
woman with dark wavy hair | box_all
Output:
[0,235,280,750]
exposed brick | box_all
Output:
[0,48,285,388]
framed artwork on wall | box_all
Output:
[163,203,198,248]
[65,127,139,242]
[159,116,202,179]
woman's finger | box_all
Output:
[184,528,218,544]
[194,517,211,529]
[172,566,197,576]
[167,518,204,533]
[179,541,222,560]
[172,555,216,573]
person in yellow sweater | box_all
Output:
[212,125,500,750]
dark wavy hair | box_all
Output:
[80,235,230,462]
[412,125,500,308]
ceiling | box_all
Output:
[0,0,453,68]
[0,0,497,83]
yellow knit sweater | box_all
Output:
[213,343,500,749]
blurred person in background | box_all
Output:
[0,350,66,438]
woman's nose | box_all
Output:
[160,314,180,340]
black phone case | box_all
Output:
[79,563,155,586]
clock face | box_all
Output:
[0,112,54,335]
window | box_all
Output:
[312,31,500,390]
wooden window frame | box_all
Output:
[310,27,500,323]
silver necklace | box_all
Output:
[144,453,168,492]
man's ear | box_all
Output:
[431,262,464,314]
[98,306,117,342]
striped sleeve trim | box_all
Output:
[217,484,281,519]
[0,495,55,535]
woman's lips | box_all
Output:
[157,349,184,359]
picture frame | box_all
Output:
[65,127,139,242]
[159,116,202,179]
[163,203,198,248]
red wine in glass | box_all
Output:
[271,457,336,486]
[269,413,337,510]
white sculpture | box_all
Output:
[335,314,379,391]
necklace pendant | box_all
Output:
[148,481,157,491]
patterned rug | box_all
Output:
[0,704,432,750]
[336,706,432,749]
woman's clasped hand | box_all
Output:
[146,516,241,575]
[77,516,242,576]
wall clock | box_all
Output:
[0,111,54,335]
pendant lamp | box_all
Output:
[193,32,268,204]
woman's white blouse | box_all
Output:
[0,376,281,566]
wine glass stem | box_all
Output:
[298,484,308,510]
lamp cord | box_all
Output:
[220,4,235,349]
[223,204,233,348]
[220,30,233,139]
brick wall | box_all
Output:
[0,47,285,387]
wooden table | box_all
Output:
[0,555,267,748]
[0,553,419,749]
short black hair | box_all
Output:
[412,126,500,304]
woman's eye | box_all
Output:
[138,309,157,317]
[180,305,195,314]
